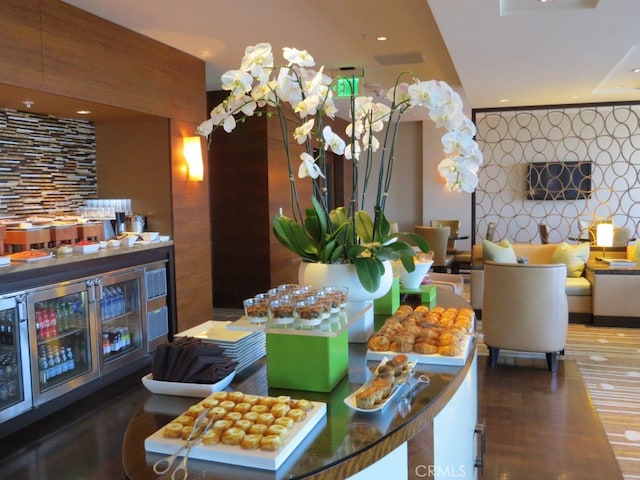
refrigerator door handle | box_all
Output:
[94,277,103,303]
[16,293,27,322]
[86,279,96,303]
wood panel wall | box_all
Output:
[0,0,211,331]
[207,91,350,306]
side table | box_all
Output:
[585,260,640,327]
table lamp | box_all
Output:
[596,223,613,259]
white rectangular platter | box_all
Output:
[366,334,474,366]
[145,401,326,471]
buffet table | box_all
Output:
[122,288,478,480]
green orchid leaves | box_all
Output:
[273,207,429,293]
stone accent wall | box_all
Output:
[0,108,96,218]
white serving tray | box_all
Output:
[366,334,474,366]
[8,252,54,263]
[141,371,235,397]
[145,400,327,471]
[344,359,418,413]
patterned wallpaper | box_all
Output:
[0,108,96,218]
[473,103,640,245]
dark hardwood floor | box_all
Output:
[0,356,623,480]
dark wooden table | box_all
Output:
[122,289,476,480]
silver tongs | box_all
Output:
[153,408,213,480]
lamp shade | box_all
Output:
[183,136,204,181]
[596,223,614,247]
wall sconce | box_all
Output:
[596,223,614,258]
[183,136,204,181]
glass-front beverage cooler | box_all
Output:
[27,281,99,406]
[98,268,146,375]
[0,293,32,424]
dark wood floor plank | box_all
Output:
[477,355,622,479]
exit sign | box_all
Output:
[335,77,360,97]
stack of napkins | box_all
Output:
[151,336,237,383]
[176,320,266,373]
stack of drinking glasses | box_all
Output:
[243,284,349,331]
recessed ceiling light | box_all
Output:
[539,0,555,3]
[376,36,387,41]
[632,68,640,73]
[499,98,509,103]
[76,110,91,115]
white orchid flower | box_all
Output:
[298,152,325,179]
[458,116,477,137]
[240,43,274,79]
[441,130,476,156]
[408,80,438,107]
[322,97,338,119]
[283,47,315,67]
[294,94,321,118]
[221,70,253,96]
[344,142,361,161]
[251,81,277,106]
[386,82,411,106]
[322,126,346,155]
[275,67,302,106]
[437,156,480,193]
[226,95,257,117]
[303,67,332,96]
[205,103,237,133]
[294,119,315,144]
[196,118,214,137]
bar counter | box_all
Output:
[0,240,175,295]
[122,289,478,480]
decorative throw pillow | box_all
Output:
[552,241,590,277]
[482,239,517,263]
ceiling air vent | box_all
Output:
[372,52,425,66]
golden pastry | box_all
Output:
[174,415,194,426]
[274,416,295,429]
[209,406,228,420]
[228,391,245,402]
[223,411,243,423]
[271,403,290,418]
[243,411,259,422]
[256,412,275,426]
[234,419,254,432]
[219,400,236,412]
[232,402,251,413]
[293,399,313,411]
[201,428,221,445]
[212,419,234,431]
[287,408,307,422]
[240,433,263,450]
[267,424,290,440]
[250,404,270,414]
[221,426,245,446]
[260,434,283,451]
[163,422,183,438]
[248,423,268,435]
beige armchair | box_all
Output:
[482,261,568,372]
[415,226,455,273]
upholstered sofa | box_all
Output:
[470,240,636,322]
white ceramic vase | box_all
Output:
[298,260,393,343]
[397,260,433,289]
